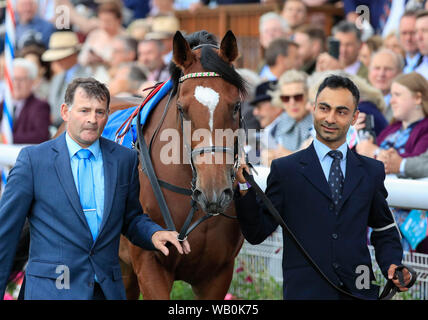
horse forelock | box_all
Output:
[200,46,247,97]
[169,41,247,98]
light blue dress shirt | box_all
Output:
[259,65,277,81]
[313,137,348,182]
[403,53,422,74]
[415,56,428,80]
[65,133,105,232]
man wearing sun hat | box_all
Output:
[42,31,91,130]
[144,15,180,65]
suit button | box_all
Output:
[89,281,94,287]
[333,263,339,269]
[329,204,334,211]
[339,281,344,287]
[332,233,338,240]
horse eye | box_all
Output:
[177,103,184,113]
[233,102,241,115]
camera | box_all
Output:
[358,114,375,141]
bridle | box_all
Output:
[176,69,244,192]
[134,43,245,242]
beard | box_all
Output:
[314,120,347,143]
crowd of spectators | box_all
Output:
[1,0,428,252]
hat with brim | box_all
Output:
[145,16,180,40]
[41,31,81,62]
[249,80,277,106]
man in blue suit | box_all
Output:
[0,77,190,300]
[235,75,411,300]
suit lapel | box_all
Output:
[336,149,364,212]
[298,143,333,201]
[53,134,91,231]
[98,138,117,236]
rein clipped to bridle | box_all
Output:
[241,170,417,300]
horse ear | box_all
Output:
[219,30,238,63]
[172,31,194,69]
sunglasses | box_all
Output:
[280,94,304,103]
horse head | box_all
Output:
[172,30,246,214]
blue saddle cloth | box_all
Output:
[102,80,173,149]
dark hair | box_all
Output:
[315,75,360,111]
[332,20,362,42]
[416,10,428,19]
[364,35,383,53]
[98,1,122,20]
[65,77,110,111]
[117,35,138,59]
[401,9,419,19]
[295,25,326,51]
[18,44,52,80]
[128,64,148,90]
[265,38,298,66]
[140,38,164,52]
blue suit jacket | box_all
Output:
[0,134,164,300]
[236,143,403,300]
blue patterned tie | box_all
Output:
[76,149,98,241]
[328,150,344,207]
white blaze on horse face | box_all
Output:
[194,86,220,133]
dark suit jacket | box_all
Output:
[0,94,50,144]
[236,143,403,300]
[0,134,165,299]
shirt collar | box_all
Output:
[265,113,283,132]
[313,136,348,162]
[65,132,101,160]
[384,93,391,106]
[406,52,421,64]
[344,60,361,75]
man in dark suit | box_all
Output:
[0,77,190,300]
[235,75,410,300]
[0,58,50,144]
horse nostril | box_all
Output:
[192,189,204,203]
[219,188,233,206]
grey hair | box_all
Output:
[13,58,38,80]
[369,47,405,72]
[116,35,138,54]
[332,20,362,42]
[259,12,290,33]
[237,68,263,101]
[270,69,308,108]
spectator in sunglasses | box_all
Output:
[263,69,313,164]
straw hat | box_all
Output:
[145,16,180,40]
[41,31,81,62]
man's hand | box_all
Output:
[151,231,191,256]
[316,52,342,72]
[235,163,252,197]
[388,264,412,292]
[354,112,366,131]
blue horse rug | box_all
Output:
[102,80,173,149]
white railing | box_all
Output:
[0,144,29,167]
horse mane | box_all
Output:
[169,30,247,97]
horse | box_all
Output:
[117,30,246,300]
